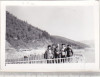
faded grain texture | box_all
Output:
[0,0,100,77]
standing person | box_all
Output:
[66,45,73,62]
[56,44,61,63]
[52,44,57,63]
[56,44,61,58]
[61,44,67,63]
[44,45,54,63]
[52,44,57,58]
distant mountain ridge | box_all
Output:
[6,11,88,50]
[51,36,89,49]
[81,40,94,48]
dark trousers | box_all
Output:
[54,54,61,63]
[61,56,66,63]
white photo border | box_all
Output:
[0,1,99,72]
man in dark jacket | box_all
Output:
[66,45,73,57]
[52,44,61,63]
[66,45,73,62]
[44,45,54,63]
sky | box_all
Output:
[6,6,95,41]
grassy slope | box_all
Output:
[6,11,88,50]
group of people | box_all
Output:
[44,44,73,63]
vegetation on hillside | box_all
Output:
[6,11,89,50]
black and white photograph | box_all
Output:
[0,1,99,72]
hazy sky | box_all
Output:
[6,6,95,41]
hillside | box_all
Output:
[51,36,89,49]
[6,11,52,49]
[81,40,94,48]
[6,11,88,50]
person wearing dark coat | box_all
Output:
[66,45,73,62]
[44,45,54,63]
[52,44,61,63]
[66,45,73,57]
